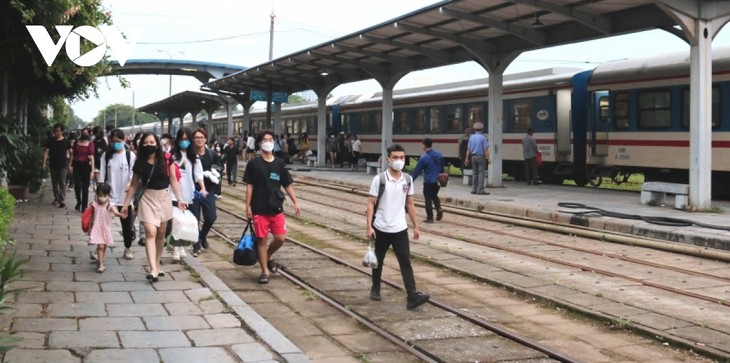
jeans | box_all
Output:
[470,155,487,194]
[226,163,237,185]
[422,182,441,220]
[72,161,91,209]
[189,192,217,252]
[50,167,68,203]
[116,205,135,248]
[372,228,417,296]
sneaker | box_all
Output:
[370,286,381,301]
[58,203,66,208]
[406,292,430,310]
[422,218,434,223]
[215,194,221,200]
[436,209,444,221]
[138,239,146,247]
[201,240,209,250]
[179,246,187,257]
[192,249,200,257]
[123,248,134,260]
[171,247,181,262]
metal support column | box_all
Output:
[688,21,712,210]
[274,101,282,134]
[487,72,504,187]
[226,102,235,137]
[316,96,327,167]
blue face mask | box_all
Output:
[179,140,191,149]
[112,142,124,151]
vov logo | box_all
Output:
[26,25,143,67]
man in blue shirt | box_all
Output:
[464,122,490,195]
[411,138,444,223]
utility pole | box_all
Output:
[114,105,117,128]
[157,50,185,97]
[132,91,136,132]
[266,2,276,128]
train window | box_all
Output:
[396,110,410,133]
[414,109,427,132]
[614,92,629,129]
[373,112,382,134]
[638,91,671,128]
[445,105,463,133]
[308,116,317,134]
[430,108,442,133]
[467,103,483,127]
[682,88,720,128]
[511,100,533,132]
[599,96,609,123]
[360,113,371,133]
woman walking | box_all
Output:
[121,132,186,282]
[71,129,95,212]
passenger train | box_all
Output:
[140,47,730,196]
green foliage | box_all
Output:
[92,104,158,128]
[0,189,14,246]
[0,251,27,354]
[6,141,46,194]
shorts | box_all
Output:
[252,213,287,238]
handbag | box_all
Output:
[536,152,543,168]
[133,163,155,206]
[81,204,95,234]
[170,208,198,246]
[362,239,378,269]
[427,152,449,187]
[233,219,258,266]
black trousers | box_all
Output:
[422,182,441,220]
[372,228,417,296]
[72,161,91,209]
[190,192,217,251]
[524,157,538,184]
[116,205,134,249]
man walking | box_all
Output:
[411,138,444,223]
[366,144,430,310]
[243,130,301,284]
[464,122,490,195]
[522,127,539,185]
[42,123,73,208]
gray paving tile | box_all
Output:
[163,302,203,315]
[205,314,242,329]
[45,281,100,292]
[143,315,210,330]
[186,328,255,346]
[232,342,275,362]
[79,317,146,331]
[131,290,190,304]
[85,348,160,362]
[119,331,191,348]
[75,271,127,282]
[14,291,74,304]
[159,347,238,363]
[106,303,168,317]
[101,281,156,292]
[3,349,80,363]
[12,318,77,332]
[75,291,133,304]
[48,331,120,348]
[47,302,107,317]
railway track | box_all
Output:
[200,178,722,361]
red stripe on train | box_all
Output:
[360,138,730,148]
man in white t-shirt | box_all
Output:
[366,144,430,310]
[98,129,137,260]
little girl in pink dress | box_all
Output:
[88,183,122,273]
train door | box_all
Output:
[555,89,572,161]
[591,91,610,157]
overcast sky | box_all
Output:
[69,0,730,122]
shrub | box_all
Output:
[0,189,13,247]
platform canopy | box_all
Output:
[137,90,230,133]
[204,0,681,95]
[109,59,245,83]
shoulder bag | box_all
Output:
[427,153,449,187]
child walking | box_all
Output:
[88,183,122,273]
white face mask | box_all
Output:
[261,142,275,152]
[161,139,168,146]
[98,196,108,203]
[390,159,405,171]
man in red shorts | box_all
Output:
[243,130,301,284]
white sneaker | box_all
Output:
[179,246,187,257]
[171,246,181,262]
[123,248,134,260]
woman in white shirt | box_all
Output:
[168,128,206,261]
[351,134,362,171]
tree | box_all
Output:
[287,94,307,104]
[92,104,157,128]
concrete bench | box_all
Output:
[640,182,689,210]
[462,169,473,186]
[366,162,381,174]
[306,156,317,167]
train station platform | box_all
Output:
[287,164,730,252]
[2,185,310,362]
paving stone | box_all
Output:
[164,302,204,315]
[6,280,45,292]
[183,287,215,302]
[106,303,168,317]
[48,330,120,348]
[143,315,210,330]
[204,313,241,329]
[3,349,80,363]
[47,302,107,317]
[12,317,77,332]
[101,281,156,292]
[22,271,74,282]
[231,342,275,362]
[79,317,145,331]
[5,303,43,317]
[74,272,126,282]
[15,291,74,304]
[75,291,133,304]
[159,347,238,363]
[85,348,160,362]
[187,328,255,346]
[45,281,100,292]
[198,299,228,314]
[119,331,191,348]
[131,290,190,304]
[9,332,46,349]
[152,280,203,291]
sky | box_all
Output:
[69,0,730,123]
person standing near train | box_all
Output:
[522,127,539,185]
[190,128,221,257]
[366,143,430,310]
[243,130,301,284]
[222,137,239,187]
[458,126,472,173]
[464,122,490,195]
[411,138,444,223]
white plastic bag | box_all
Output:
[171,208,199,243]
[362,240,378,269]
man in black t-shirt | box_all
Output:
[42,123,73,208]
[243,130,301,285]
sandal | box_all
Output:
[257,273,270,284]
